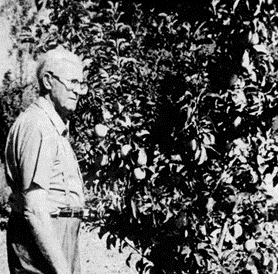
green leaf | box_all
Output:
[253,44,268,54]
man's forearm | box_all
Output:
[25,210,71,274]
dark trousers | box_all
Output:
[7,212,81,274]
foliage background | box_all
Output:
[2,0,278,273]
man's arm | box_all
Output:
[24,185,71,274]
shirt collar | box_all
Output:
[35,96,69,137]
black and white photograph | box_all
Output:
[0,0,278,273]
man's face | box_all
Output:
[49,62,84,119]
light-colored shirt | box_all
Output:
[5,96,85,212]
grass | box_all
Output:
[0,226,138,274]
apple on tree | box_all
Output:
[244,238,256,252]
[133,167,146,180]
[94,124,109,138]
[121,144,133,157]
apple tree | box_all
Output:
[9,0,278,273]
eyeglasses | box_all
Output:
[48,71,88,95]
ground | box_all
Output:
[0,226,140,274]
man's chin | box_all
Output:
[59,107,76,121]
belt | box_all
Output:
[50,207,87,219]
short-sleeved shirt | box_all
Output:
[5,96,85,212]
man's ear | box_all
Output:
[42,72,52,91]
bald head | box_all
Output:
[36,46,83,94]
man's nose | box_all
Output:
[73,86,87,96]
[71,91,80,99]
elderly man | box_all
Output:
[5,46,87,274]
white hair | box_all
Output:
[36,46,83,93]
